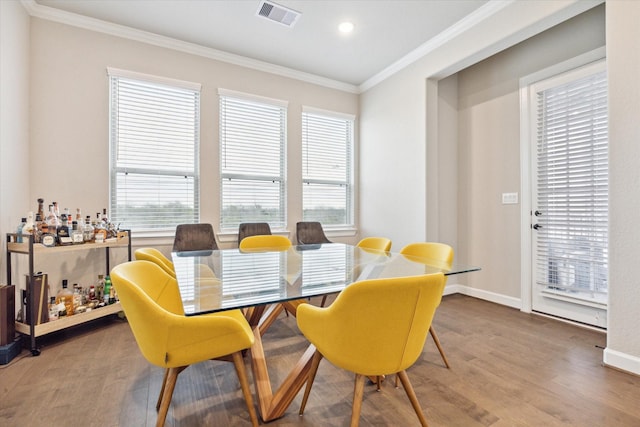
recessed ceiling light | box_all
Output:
[338,21,354,34]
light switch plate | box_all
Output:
[502,192,518,204]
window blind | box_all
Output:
[219,92,286,231]
[109,71,200,232]
[302,110,354,226]
[535,68,608,295]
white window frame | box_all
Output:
[108,68,201,235]
[219,89,287,232]
[301,106,355,229]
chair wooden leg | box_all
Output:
[156,366,185,427]
[429,326,451,369]
[320,295,328,307]
[156,368,170,410]
[232,351,259,427]
[299,350,323,415]
[350,374,366,427]
[396,370,428,427]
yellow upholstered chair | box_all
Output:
[110,261,258,427]
[238,234,294,321]
[135,248,176,278]
[239,234,291,251]
[297,273,445,427]
[356,236,392,252]
[400,242,454,369]
[136,247,217,280]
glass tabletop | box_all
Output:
[172,243,480,316]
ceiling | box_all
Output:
[32,0,489,88]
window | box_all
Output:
[302,108,354,227]
[533,60,608,299]
[109,68,200,233]
[219,89,287,231]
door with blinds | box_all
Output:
[528,59,608,328]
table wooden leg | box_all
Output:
[249,326,317,422]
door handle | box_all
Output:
[534,210,543,216]
[532,224,542,230]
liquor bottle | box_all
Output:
[55,280,74,316]
[16,217,26,243]
[24,211,35,232]
[72,284,82,311]
[104,275,113,304]
[94,213,107,242]
[96,274,105,301]
[57,211,70,244]
[71,221,84,244]
[34,213,44,243]
[36,198,45,220]
[101,208,109,224]
[46,204,59,230]
[83,215,94,242]
[48,297,59,321]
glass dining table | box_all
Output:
[172,242,480,422]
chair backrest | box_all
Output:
[297,273,445,376]
[400,242,454,270]
[238,222,272,244]
[239,234,291,251]
[134,248,176,278]
[173,223,218,252]
[357,237,392,252]
[296,221,331,245]
[110,261,185,366]
[111,260,253,368]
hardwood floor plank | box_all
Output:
[0,295,638,426]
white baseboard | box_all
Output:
[603,348,640,376]
[444,283,521,309]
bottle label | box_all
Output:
[42,234,56,247]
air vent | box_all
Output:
[256,1,301,28]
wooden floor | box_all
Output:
[1,294,639,426]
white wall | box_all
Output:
[0,1,30,285]
[605,0,640,374]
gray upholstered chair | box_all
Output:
[172,223,218,252]
[296,221,331,245]
[238,222,272,244]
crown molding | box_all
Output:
[359,0,515,92]
[20,0,360,94]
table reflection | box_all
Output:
[172,243,479,316]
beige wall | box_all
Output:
[0,1,30,285]
[16,17,358,293]
[28,18,358,245]
[359,0,599,254]
[360,0,640,374]
[456,5,605,298]
[605,0,640,370]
